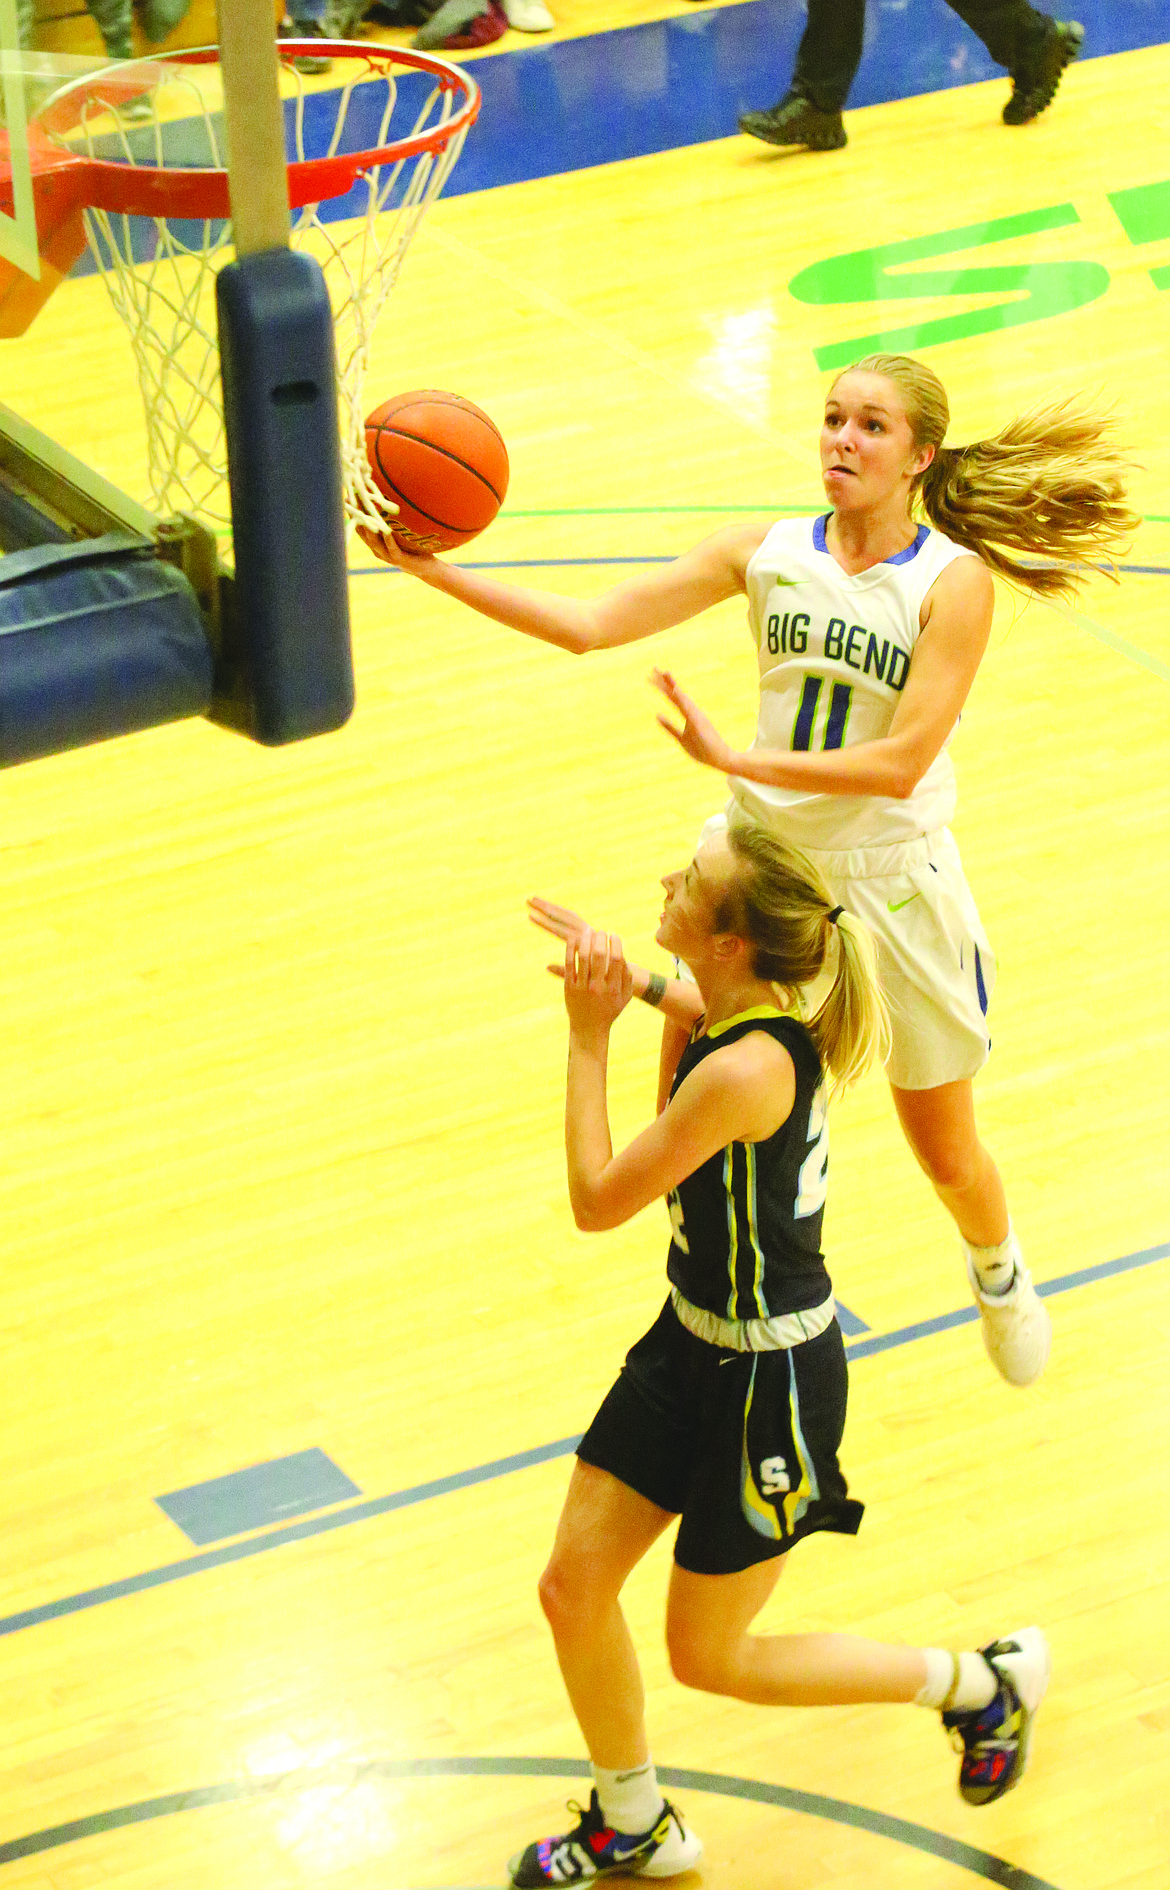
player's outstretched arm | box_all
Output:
[359,522,767,653]
[530,896,704,1029]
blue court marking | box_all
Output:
[0,1755,1066,1887]
[350,557,681,571]
[0,1436,580,1640]
[835,1300,869,1337]
[390,0,1167,197]
[103,0,1149,225]
[0,1240,1163,1643]
[352,559,1170,576]
[503,506,825,516]
[846,1241,1170,1359]
[156,1448,361,1547]
[67,0,1170,278]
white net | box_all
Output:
[39,47,476,552]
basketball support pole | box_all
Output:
[214,0,354,745]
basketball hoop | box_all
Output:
[33,44,480,545]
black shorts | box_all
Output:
[577,1297,863,1575]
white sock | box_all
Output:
[917,1649,998,1712]
[915,1648,959,1708]
[592,1759,665,1835]
[966,1225,1018,1297]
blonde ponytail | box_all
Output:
[719,822,888,1092]
[808,908,888,1093]
[845,354,1139,601]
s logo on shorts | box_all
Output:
[759,1455,791,1495]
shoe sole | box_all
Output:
[738,120,846,150]
[507,1813,701,1885]
[638,1829,704,1878]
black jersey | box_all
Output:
[665,1007,831,1321]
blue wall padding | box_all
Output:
[0,483,73,553]
[0,532,214,766]
[217,249,353,747]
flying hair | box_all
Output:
[840,353,1139,600]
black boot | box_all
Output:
[738,91,847,150]
[1003,19,1083,124]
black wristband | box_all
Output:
[641,972,668,1007]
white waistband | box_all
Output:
[670,1284,837,1353]
[796,831,949,880]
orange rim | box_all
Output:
[35,43,481,220]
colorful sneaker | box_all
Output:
[1003,20,1083,124]
[508,1789,702,1885]
[943,1627,1051,1804]
[965,1252,1051,1387]
[738,92,846,151]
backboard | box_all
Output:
[0,7,478,755]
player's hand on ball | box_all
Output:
[356,520,436,571]
[563,927,634,1034]
[652,667,735,773]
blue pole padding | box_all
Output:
[0,532,214,767]
[216,249,354,747]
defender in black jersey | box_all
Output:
[580,1004,860,1578]
[665,1010,830,1323]
[507,823,1049,1887]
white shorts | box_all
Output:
[700,811,995,1092]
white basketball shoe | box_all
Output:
[964,1240,1052,1387]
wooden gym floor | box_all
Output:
[0,5,1168,1886]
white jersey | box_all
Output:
[733,515,979,852]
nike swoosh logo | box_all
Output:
[610,1836,654,1861]
[887,894,920,912]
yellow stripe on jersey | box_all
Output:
[705,1003,790,1040]
[723,1145,738,1320]
[739,1360,784,1542]
[743,1140,768,1318]
[783,1354,820,1534]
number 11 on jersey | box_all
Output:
[793,676,853,751]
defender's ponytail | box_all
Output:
[718,823,888,1091]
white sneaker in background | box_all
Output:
[503,0,554,29]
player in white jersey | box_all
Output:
[360,352,1135,1388]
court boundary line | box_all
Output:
[0,1239,1164,1642]
[1040,593,1170,681]
[355,556,1170,578]
[0,1755,1066,1888]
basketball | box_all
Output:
[365,390,510,554]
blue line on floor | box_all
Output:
[352,559,1170,576]
[845,1241,1170,1360]
[0,1756,1067,1887]
[0,1239,1164,1641]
